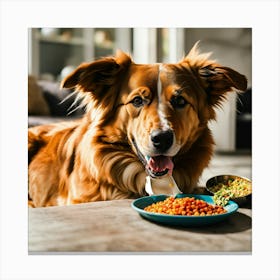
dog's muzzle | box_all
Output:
[150,129,173,153]
[132,129,175,178]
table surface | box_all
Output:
[29,194,252,253]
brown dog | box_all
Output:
[28,43,247,207]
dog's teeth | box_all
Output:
[145,155,151,161]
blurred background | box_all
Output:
[28,28,252,159]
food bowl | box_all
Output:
[206,175,252,206]
[131,194,239,227]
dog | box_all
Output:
[28,43,247,207]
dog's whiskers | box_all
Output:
[63,92,85,116]
[236,94,243,115]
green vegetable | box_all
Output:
[210,178,252,206]
[213,188,234,206]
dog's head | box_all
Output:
[61,43,247,179]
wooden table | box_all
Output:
[29,196,252,253]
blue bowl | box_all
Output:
[131,194,238,227]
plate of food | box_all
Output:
[131,194,238,227]
[206,175,252,206]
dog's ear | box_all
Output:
[184,42,247,106]
[198,64,247,106]
[61,50,132,95]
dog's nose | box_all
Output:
[151,129,174,152]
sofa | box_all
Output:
[28,75,84,127]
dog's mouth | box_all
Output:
[145,155,174,178]
[132,140,174,178]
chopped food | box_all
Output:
[144,196,227,216]
[209,178,252,206]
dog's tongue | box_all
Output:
[147,156,174,175]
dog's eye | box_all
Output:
[131,96,144,108]
[170,95,188,109]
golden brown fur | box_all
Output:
[28,44,247,207]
